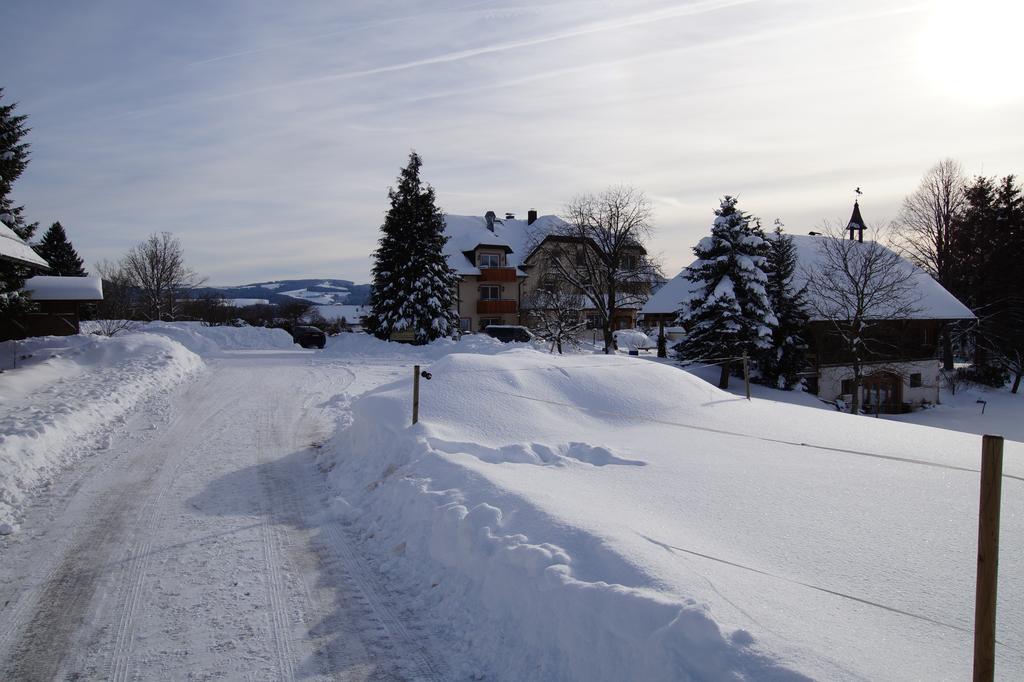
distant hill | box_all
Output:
[193,279,372,306]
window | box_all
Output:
[479,285,500,300]
[478,253,502,268]
[479,317,501,330]
[575,248,586,266]
[621,254,638,270]
[460,317,471,332]
[841,379,854,395]
[909,373,922,388]
[585,314,600,329]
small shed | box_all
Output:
[21,276,104,337]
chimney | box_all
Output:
[505,212,515,220]
[527,209,538,225]
[485,210,496,232]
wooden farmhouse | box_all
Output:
[641,204,975,412]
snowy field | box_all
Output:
[320,338,1024,680]
[2,325,1022,680]
[666,354,1024,443]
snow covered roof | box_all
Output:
[0,223,50,269]
[643,234,975,321]
[443,214,568,275]
[23,275,104,301]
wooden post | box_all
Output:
[657,320,667,359]
[742,352,750,400]
[973,434,1003,682]
[412,364,421,425]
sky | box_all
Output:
[2,0,1022,285]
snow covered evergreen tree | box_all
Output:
[757,221,809,389]
[0,89,40,321]
[365,151,459,344]
[35,222,86,276]
[676,196,776,388]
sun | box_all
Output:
[918,0,1024,104]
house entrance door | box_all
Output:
[862,372,902,413]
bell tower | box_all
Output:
[847,188,865,242]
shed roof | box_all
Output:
[23,275,104,301]
[0,223,50,269]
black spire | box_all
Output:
[847,200,865,243]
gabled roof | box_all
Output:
[522,233,649,265]
[0,223,50,269]
[443,214,568,275]
[23,275,104,301]
[642,234,975,322]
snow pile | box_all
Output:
[139,322,298,354]
[321,331,525,361]
[320,349,1024,680]
[0,333,203,532]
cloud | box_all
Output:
[5,0,1022,284]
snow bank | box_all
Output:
[0,333,203,532]
[321,331,529,360]
[138,321,298,354]
[321,349,1024,680]
[321,351,800,679]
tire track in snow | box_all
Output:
[107,374,247,682]
[255,395,297,682]
[0,391,179,657]
[323,521,444,681]
[287,363,445,681]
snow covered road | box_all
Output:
[0,351,442,681]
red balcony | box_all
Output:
[478,267,517,282]
[477,299,518,314]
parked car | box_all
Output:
[483,325,535,343]
[292,325,326,349]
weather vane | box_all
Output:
[854,186,863,199]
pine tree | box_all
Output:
[0,88,40,321]
[983,176,1024,391]
[677,196,777,388]
[757,221,809,389]
[365,151,459,344]
[34,222,87,276]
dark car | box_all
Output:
[292,325,326,349]
[483,325,535,343]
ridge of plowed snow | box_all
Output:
[320,347,1024,680]
[0,333,203,531]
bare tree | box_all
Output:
[524,281,586,354]
[544,186,657,353]
[277,299,313,330]
[92,259,140,336]
[804,225,921,414]
[894,159,967,369]
[121,232,205,320]
[895,159,966,281]
[181,293,232,326]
